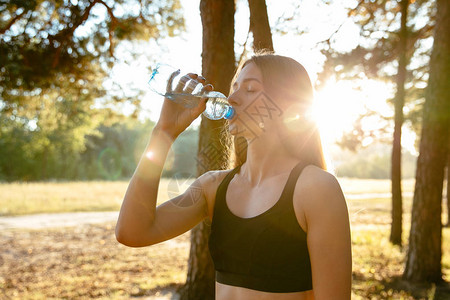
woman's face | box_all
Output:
[227,62,285,139]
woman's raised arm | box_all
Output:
[115,127,209,247]
[115,73,212,247]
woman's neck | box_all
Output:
[239,133,298,186]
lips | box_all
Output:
[227,108,237,122]
[229,113,240,122]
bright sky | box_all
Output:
[108,0,418,157]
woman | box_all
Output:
[115,53,352,300]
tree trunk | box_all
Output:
[178,1,235,299]
[446,149,450,226]
[403,0,450,283]
[41,145,49,180]
[248,0,273,52]
[390,0,409,246]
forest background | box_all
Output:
[1,0,449,299]
[0,0,422,182]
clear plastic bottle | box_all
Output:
[148,63,235,120]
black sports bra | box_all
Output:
[208,161,312,293]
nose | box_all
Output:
[227,91,240,107]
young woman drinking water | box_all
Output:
[116,53,352,300]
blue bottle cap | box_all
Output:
[224,106,235,120]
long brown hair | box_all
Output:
[230,53,328,171]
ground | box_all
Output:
[1,221,189,299]
[1,178,449,299]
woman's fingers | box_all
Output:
[174,74,191,92]
[200,84,213,95]
[185,79,200,93]
[166,69,181,93]
[170,72,210,97]
[197,76,206,83]
[174,73,201,93]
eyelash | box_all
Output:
[232,84,257,93]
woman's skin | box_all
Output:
[116,62,352,300]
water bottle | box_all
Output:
[148,63,235,120]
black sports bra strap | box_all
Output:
[218,162,306,194]
[215,165,242,208]
[220,165,241,187]
[281,161,308,200]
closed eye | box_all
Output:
[246,83,260,93]
[232,77,262,92]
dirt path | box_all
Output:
[0,192,415,231]
[0,211,119,230]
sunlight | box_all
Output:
[313,79,392,149]
[313,79,371,146]
[313,78,418,155]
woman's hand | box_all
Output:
[155,72,212,140]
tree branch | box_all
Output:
[97,0,117,25]
[315,21,345,46]
[0,10,26,35]
[347,0,366,18]
[97,0,118,57]
[51,0,99,68]
[237,19,251,66]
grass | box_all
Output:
[1,178,449,299]
[351,227,450,299]
[0,181,128,216]
[339,177,415,195]
[0,177,416,216]
[0,179,184,216]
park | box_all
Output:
[1,0,449,299]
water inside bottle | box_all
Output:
[204,96,230,120]
[166,92,199,108]
[149,64,234,120]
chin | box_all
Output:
[228,118,266,139]
[228,125,239,136]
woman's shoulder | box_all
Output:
[292,165,348,234]
[197,168,236,186]
[197,168,237,199]
[295,165,346,213]
[197,168,238,222]
[299,165,340,188]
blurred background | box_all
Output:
[0,0,449,299]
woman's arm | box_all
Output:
[115,73,211,247]
[116,127,210,247]
[300,167,352,299]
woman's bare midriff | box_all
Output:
[216,282,314,300]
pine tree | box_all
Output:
[403,0,450,283]
[318,0,435,245]
[178,0,235,298]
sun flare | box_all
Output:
[313,78,394,149]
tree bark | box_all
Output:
[403,0,450,283]
[178,1,235,299]
[446,148,450,227]
[248,0,273,52]
[390,0,409,246]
